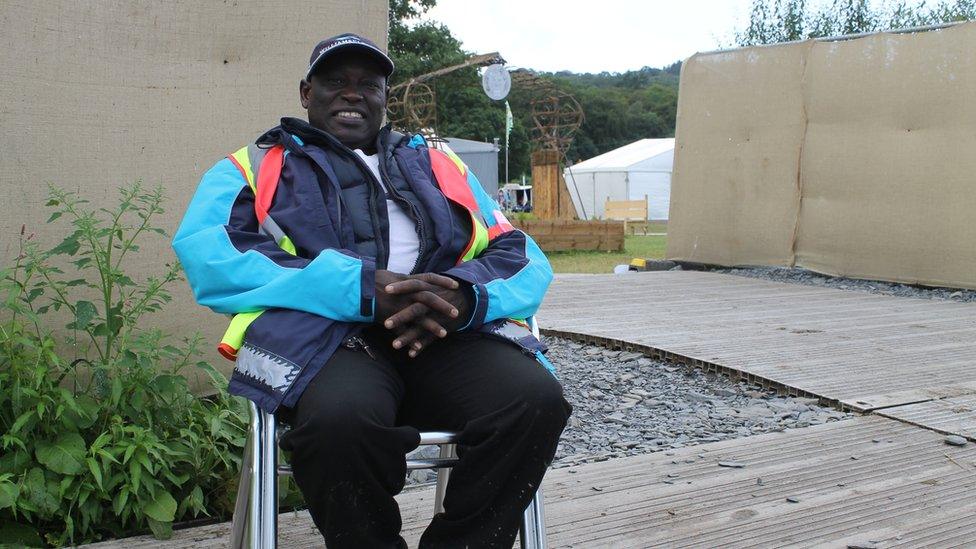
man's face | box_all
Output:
[300,52,388,150]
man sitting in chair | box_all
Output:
[173,33,571,548]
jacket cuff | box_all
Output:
[452,282,476,331]
[441,269,488,330]
[360,256,376,320]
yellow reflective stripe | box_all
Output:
[461,212,490,262]
[230,146,257,194]
[217,151,295,356]
[278,235,297,256]
[220,311,264,352]
[444,149,467,176]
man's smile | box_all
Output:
[335,110,365,120]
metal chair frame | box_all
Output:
[229,320,548,548]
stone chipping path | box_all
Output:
[710,265,976,303]
[546,337,851,468]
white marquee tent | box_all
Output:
[564,138,675,221]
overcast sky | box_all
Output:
[421,0,757,73]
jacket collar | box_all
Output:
[274,117,404,155]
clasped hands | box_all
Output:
[373,269,472,357]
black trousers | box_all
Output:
[278,326,571,548]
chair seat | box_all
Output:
[277,430,461,475]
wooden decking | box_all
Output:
[544,416,976,548]
[83,271,976,548]
[84,417,976,548]
[540,272,976,412]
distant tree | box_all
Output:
[389,0,437,31]
[387,0,682,180]
[926,0,976,22]
[736,0,976,46]
[387,1,512,178]
[388,10,465,84]
[663,61,683,76]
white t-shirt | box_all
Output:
[354,150,421,274]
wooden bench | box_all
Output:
[604,196,649,235]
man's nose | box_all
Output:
[339,85,364,101]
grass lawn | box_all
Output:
[547,234,668,274]
[633,221,669,235]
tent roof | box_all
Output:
[568,138,675,173]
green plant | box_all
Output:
[509,212,537,223]
[0,184,247,546]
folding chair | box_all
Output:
[229,319,549,548]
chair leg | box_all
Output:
[229,402,255,549]
[257,405,279,549]
[433,443,456,514]
[233,401,279,549]
[522,317,548,548]
[519,487,547,549]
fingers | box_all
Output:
[383,302,428,330]
[410,290,459,319]
[407,332,440,358]
[383,293,457,328]
[384,273,459,294]
[390,313,447,340]
[415,315,448,338]
[391,319,445,358]
[383,278,433,295]
[410,272,460,289]
[391,325,424,350]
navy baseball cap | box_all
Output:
[306,33,395,80]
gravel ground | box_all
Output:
[406,336,851,484]
[547,337,851,469]
[707,266,976,303]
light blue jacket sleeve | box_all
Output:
[172,158,375,321]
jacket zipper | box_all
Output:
[380,148,427,274]
[341,147,389,269]
[396,146,462,266]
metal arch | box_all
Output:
[508,68,585,155]
[529,91,584,156]
[389,81,437,134]
[387,52,507,136]
[387,55,587,159]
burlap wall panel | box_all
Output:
[1,1,387,378]
[796,24,976,288]
[666,43,810,266]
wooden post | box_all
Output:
[531,150,578,220]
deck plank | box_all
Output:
[877,394,976,440]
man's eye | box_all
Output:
[326,78,345,87]
[364,82,382,91]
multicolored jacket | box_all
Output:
[173,118,554,413]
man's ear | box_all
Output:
[299,78,312,109]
